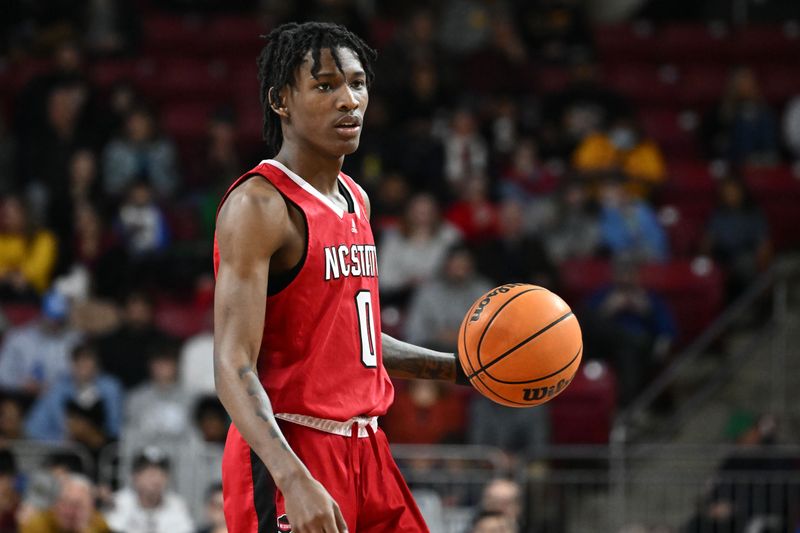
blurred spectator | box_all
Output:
[468,393,550,461]
[572,116,667,199]
[63,397,110,476]
[104,447,193,533]
[196,483,226,533]
[25,343,122,442]
[701,178,771,299]
[19,473,110,533]
[0,395,25,443]
[463,14,528,95]
[518,0,593,64]
[470,510,517,533]
[543,180,601,263]
[81,0,141,57]
[405,245,492,350]
[393,61,448,128]
[541,59,631,159]
[783,94,800,160]
[193,397,228,445]
[684,413,794,532]
[439,0,492,55]
[95,291,171,389]
[100,81,141,141]
[0,290,81,395]
[103,105,180,198]
[370,172,410,236]
[479,479,524,532]
[598,175,669,263]
[443,110,488,194]
[378,193,461,304]
[475,198,557,288]
[179,326,215,398]
[703,67,779,165]
[382,381,469,444]
[0,449,19,533]
[498,138,558,201]
[0,194,58,299]
[188,107,241,191]
[115,181,170,257]
[123,344,193,443]
[445,175,499,243]
[584,258,677,402]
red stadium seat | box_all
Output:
[161,101,215,158]
[732,25,800,62]
[640,259,724,343]
[594,23,659,62]
[142,15,207,54]
[559,259,612,308]
[743,165,800,250]
[1,304,40,326]
[656,23,731,63]
[759,64,800,105]
[550,360,617,444]
[604,63,676,105]
[659,205,704,258]
[151,58,232,103]
[675,64,729,108]
[207,16,266,55]
[154,300,205,339]
[638,107,699,157]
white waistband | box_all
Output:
[275,413,378,438]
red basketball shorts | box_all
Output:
[221,419,429,532]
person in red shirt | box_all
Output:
[213,22,470,533]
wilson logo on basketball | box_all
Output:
[469,283,526,322]
[523,378,572,401]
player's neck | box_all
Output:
[273,144,345,196]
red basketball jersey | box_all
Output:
[213,160,394,421]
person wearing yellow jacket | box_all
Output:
[0,194,58,299]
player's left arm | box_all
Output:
[354,182,466,384]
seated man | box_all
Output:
[19,473,110,533]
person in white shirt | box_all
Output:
[104,446,193,533]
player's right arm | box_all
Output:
[214,179,348,533]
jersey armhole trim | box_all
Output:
[267,192,309,297]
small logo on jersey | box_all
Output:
[351,219,358,233]
[277,514,292,532]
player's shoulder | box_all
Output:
[219,176,288,225]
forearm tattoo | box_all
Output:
[381,334,456,381]
[238,366,288,447]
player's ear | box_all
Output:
[268,87,290,119]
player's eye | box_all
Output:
[350,79,366,90]
[316,83,332,92]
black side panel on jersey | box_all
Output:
[250,449,277,533]
[267,193,308,296]
[337,180,355,214]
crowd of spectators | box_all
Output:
[1,0,800,531]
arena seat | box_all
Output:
[604,64,675,105]
[659,205,704,258]
[759,64,800,104]
[732,24,800,62]
[151,58,232,103]
[656,23,731,63]
[638,107,699,157]
[206,16,266,55]
[154,300,205,339]
[594,23,659,62]
[550,360,617,444]
[675,64,729,107]
[1,304,40,326]
[743,165,800,249]
[142,15,207,54]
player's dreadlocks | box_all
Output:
[257,22,377,156]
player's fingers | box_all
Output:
[333,502,349,533]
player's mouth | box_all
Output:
[334,115,362,138]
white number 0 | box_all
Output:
[355,290,377,367]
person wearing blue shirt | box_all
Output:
[25,343,123,442]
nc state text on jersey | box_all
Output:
[324,244,379,280]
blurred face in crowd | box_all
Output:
[127,110,155,143]
[499,200,525,237]
[54,41,83,72]
[127,183,154,207]
[512,140,538,173]
[71,349,99,385]
[452,110,477,137]
[125,294,153,327]
[209,118,236,149]
[69,150,97,194]
[409,10,435,43]
[53,476,94,532]
[599,179,628,209]
[0,196,27,234]
[411,63,437,98]
[133,466,169,508]
[472,514,516,533]
[110,83,136,115]
[731,67,760,102]
[149,355,178,386]
[206,487,226,527]
[405,194,438,233]
[463,175,489,202]
[481,479,522,521]
[278,47,368,158]
[444,249,474,283]
[48,86,85,134]
[720,180,744,209]
[0,398,22,439]
[198,409,228,443]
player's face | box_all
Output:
[283,47,368,158]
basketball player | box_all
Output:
[213,22,469,533]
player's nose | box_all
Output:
[336,85,359,112]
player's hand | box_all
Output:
[282,473,348,533]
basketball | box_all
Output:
[457,283,583,408]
